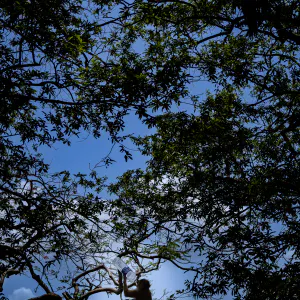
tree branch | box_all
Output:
[71,263,121,299]
[25,258,52,294]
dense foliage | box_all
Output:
[1,0,300,299]
[107,0,300,299]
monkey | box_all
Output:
[123,275,152,300]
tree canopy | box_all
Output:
[107,0,300,298]
[1,0,300,299]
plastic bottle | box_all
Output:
[112,257,136,282]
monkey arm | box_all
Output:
[123,276,138,298]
